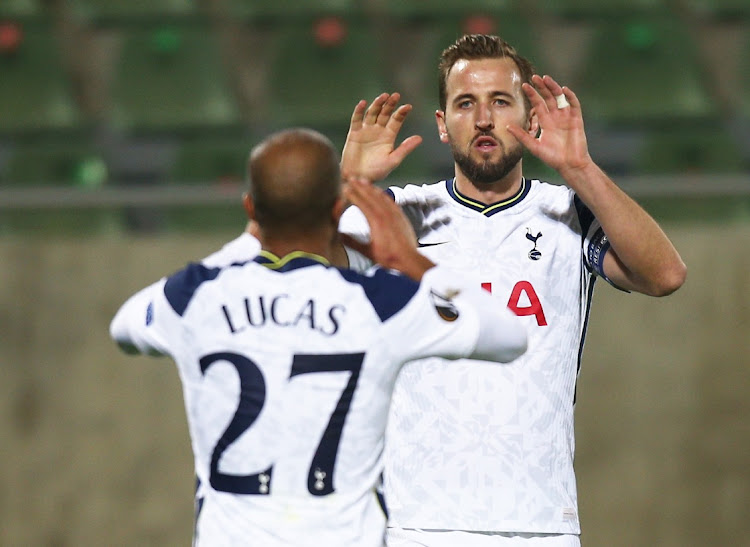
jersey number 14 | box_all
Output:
[482,280,548,326]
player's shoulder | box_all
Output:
[163,260,252,317]
[334,266,421,322]
[524,178,579,212]
[527,178,594,231]
[389,179,450,204]
[201,232,260,268]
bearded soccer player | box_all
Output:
[110,128,528,546]
[338,34,686,547]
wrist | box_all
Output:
[395,251,435,282]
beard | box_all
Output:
[450,136,524,185]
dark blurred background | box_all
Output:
[1,0,748,545]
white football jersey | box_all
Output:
[110,250,526,546]
[338,178,618,534]
[200,232,260,268]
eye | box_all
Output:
[457,99,473,109]
[494,98,510,106]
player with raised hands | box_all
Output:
[110,127,527,547]
[338,34,686,547]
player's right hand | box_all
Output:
[341,93,423,183]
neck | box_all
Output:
[454,162,524,205]
[258,229,336,264]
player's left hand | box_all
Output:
[507,75,593,177]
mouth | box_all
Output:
[473,135,499,153]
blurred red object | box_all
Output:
[314,17,347,48]
[463,15,496,36]
[0,22,23,54]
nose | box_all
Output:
[475,103,494,131]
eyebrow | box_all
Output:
[452,91,515,104]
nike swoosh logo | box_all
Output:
[418,241,450,248]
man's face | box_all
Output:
[437,57,532,184]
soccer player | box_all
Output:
[337,34,687,546]
[109,128,528,547]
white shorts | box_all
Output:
[385,528,581,547]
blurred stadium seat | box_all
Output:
[230,0,360,20]
[167,137,255,185]
[682,0,750,19]
[380,0,517,19]
[71,0,198,23]
[267,16,386,136]
[0,20,86,135]
[385,10,542,128]
[0,0,44,19]
[574,16,718,126]
[0,140,120,235]
[636,126,745,174]
[740,27,750,122]
[110,23,242,135]
[160,136,255,232]
[534,0,668,19]
[1,141,107,187]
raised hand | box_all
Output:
[341,93,423,183]
[507,75,593,177]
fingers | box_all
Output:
[349,99,368,131]
[527,75,580,116]
[377,93,402,126]
[562,85,581,112]
[363,93,390,125]
[530,74,556,113]
[360,92,414,129]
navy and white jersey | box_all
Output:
[110,250,527,547]
[200,232,260,268]
[338,178,618,535]
[200,231,371,272]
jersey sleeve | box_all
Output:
[382,265,528,365]
[109,278,176,357]
[575,195,629,292]
[338,204,372,245]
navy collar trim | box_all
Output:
[446,177,531,216]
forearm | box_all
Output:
[560,161,687,296]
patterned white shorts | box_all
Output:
[386,528,581,547]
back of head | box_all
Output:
[248,128,341,235]
[438,34,535,112]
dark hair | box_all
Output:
[438,34,536,112]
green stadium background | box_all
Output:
[1,0,748,545]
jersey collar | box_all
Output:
[446,177,531,216]
[254,250,330,272]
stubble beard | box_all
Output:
[450,138,525,185]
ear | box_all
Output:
[242,192,256,220]
[435,110,450,143]
[527,107,540,138]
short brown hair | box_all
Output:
[438,34,536,112]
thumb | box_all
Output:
[506,124,537,152]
